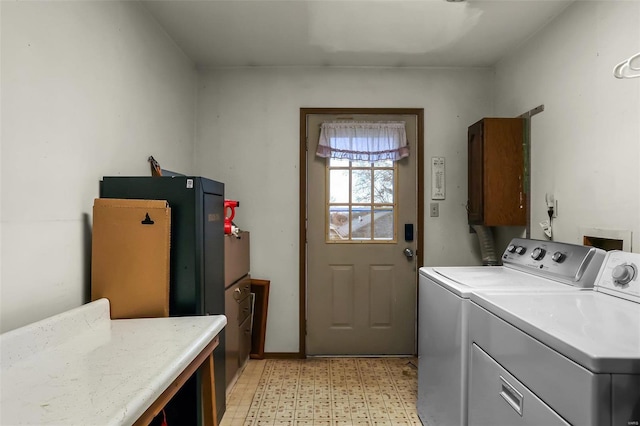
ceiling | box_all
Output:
[143,0,574,68]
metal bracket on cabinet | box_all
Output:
[516,105,544,239]
[518,105,544,118]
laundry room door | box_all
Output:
[304,110,422,355]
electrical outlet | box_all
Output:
[546,193,558,218]
[430,202,439,217]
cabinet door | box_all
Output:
[467,118,526,226]
[483,118,526,226]
[467,120,484,224]
[469,344,570,426]
[239,315,252,369]
[225,282,240,388]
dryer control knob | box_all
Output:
[551,252,565,263]
[515,246,526,255]
[612,264,636,286]
[507,244,517,253]
[531,247,546,261]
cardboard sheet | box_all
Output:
[91,198,171,319]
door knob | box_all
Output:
[403,248,414,259]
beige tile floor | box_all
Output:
[221,357,420,426]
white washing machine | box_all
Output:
[468,250,640,426]
[417,238,606,426]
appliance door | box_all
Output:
[469,343,570,426]
[418,274,466,426]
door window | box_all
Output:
[326,158,396,242]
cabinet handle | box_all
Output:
[499,375,524,416]
[519,191,524,210]
[518,174,524,210]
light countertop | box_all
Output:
[0,298,226,425]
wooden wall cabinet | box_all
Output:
[467,118,527,226]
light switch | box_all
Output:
[430,203,439,217]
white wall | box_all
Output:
[195,67,494,352]
[495,1,640,251]
[1,1,198,332]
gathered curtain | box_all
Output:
[316,121,409,162]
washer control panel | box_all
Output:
[596,251,640,302]
[502,238,606,286]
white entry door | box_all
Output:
[304,110,422,355]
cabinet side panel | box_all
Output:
[467,120,485,225]
[202,185,226,423]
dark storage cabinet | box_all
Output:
[100,176,225,425]
[225,275,252,387]
[467,118,527,226]
[223,231,251,389]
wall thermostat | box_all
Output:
[431,157,445,200]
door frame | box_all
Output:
[299,107,425,357]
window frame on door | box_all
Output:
[324,157,398,244]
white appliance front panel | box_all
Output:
[418,275,467,426]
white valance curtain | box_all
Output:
[316,121,409,162]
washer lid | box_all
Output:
[471,290,640,374]
[422,267,581,297]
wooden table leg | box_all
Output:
[201,353,218,426]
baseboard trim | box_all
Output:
[263,352,305,359]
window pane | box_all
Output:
[352,207,372,240]
[373,169,394,203]
[329,206,350,240]
[352,170,371,203]
[329,169,349,203]
[329,158,350,167]
[352,160,372,167]
[373,159,393,167]
[374,207,394,240]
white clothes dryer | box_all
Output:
[417,238,605,426]
[468,250,640,426]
